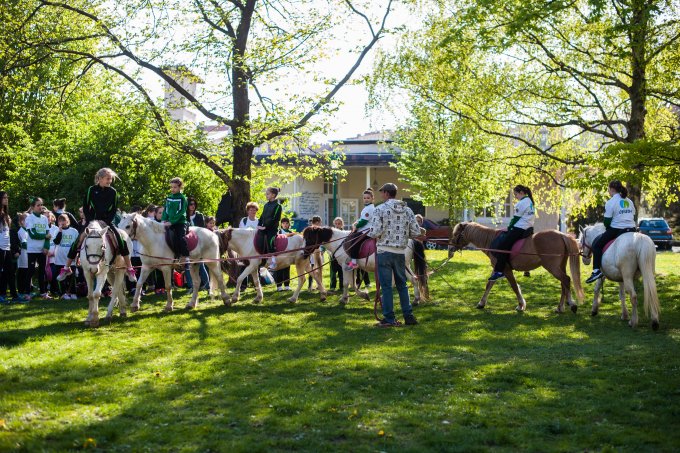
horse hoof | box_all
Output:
[223,300,232,307]
[413,299,420,307]
[570,305,578,314]
[185,304,195,310]
[252,299,261,305]
[130,306,139,313]
[591,310,598,317]
[120,313,127,318]
[287,297,297,303]
[652,320,659,331]
[516,305,526,312]
[104,316,112,323]
[320,295,327,302]
[476,303,485,310]
[164,306,173,312]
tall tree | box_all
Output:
[29,0,394,224]
[373,0,680,208]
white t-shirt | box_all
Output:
[24,213,50,253]
[17,227,28,268]
[239,217,259,229]
[54,227,79,266]
[356,204,375,232]
[0,223,9,251]
[604,193,636,229]
[513,197,535,230]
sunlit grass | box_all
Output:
[1,251,679,451]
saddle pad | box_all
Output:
[358,238,377,259]
[591,234,616,254]
[509,238,526,260]
[165,229,199,252]
[253,231,288,254]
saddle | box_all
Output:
[165,229,199,255]
[253,231,289,255]
[343,231,376,259]
[493,229,530,261]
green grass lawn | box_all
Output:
[1,251,680,452]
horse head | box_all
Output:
[83,224,109,269]
[302,226,334,258]
[448,222,470,258]
[578,224,605,265]
[117,213,139,240]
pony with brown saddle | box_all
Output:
[448,222,584,312]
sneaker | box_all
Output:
[586,269,604,283]
[102,289,112,297]
[0,296,7,305]
[284,286,291,291]
[61,294,71,300]
[126,267,138,283]
[346,261,359,270]
[69,294,78,300]
[374,318,402,328]
[488,271,505,282]
[277,287,284,292]
[404,314,418,325]
[39,292,52,299]
[18,294,30,304]
[155,288,166,295]
[268,260,277,271]
[56,267,73,282]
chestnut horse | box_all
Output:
[448,222,584,312]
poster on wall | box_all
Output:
[297,191,322,219]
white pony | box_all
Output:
[80,221,129,327]
[215,228,326,304]
[579,224,660,330]
[302,227,429,305]
[118,213,230,311]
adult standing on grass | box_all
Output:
[0,191,17,304]
[367,183,422,327]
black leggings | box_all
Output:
[592,227,635,269]
[168,223,188,256]
[492,227,532,272]
[27,252,47,294]
[67,224,129,260]
[258,228,277,254]
[0,249,17,297]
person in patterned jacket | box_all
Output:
[367,183,423,328]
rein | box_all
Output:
[83,231,107,265]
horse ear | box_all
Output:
[579,225,584,234]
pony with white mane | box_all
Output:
[302,226,430,305]
[215,227,325,304]
[118,213,230,311]
[579,224,660,330]
[80,221,129,327]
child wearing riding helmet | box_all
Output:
[161,177,190,258]
[259,187,282,270]
[57,168,137,283]
[488,185,535,281]
[585,180,636,283]
[347,188,375,270]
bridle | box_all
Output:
[84,230,107,265]
[449,222,467,252]
[579,229,592,258]
[129,216,139,240]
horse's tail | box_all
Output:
[413,240,430,301]
[562,234,584,303]
[637,237,660,323]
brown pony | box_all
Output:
[448,222,584,312]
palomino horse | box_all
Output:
[579,224,660,330]
[448,222,584,312]
[118,213,230,311]
[302,226,430,305]
[80,221,129,327]
[215,228,326,304]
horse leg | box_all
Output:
[207,262,230,306]
[624,278,638,328]
[288,260,306,303]
[410,268,420,306]
[477,279,496,309]
[186,263,200,309]
[339,269,352,305]
[591,278,604,316]
[162,266,174,312]
[84,273,96,327]
[252,268,263,304]
[355,269,369,301]
[314,265,327,302]
[116,271,127,318]
[505,271,526,312]
[131,266,151,312]
[230,264,252,303]
[619,282,629,321]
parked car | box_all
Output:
[638,218,674,250]
[422,219,450,250]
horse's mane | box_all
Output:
[458,222,499,248]
[302,226,335,245]
[133,213,166,235]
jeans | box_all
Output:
[376,251,412,322]
[185,262,209,289]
